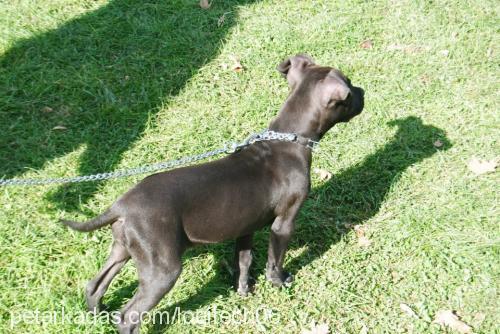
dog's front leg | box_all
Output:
[234,234,253,296]
[266,200,303,287]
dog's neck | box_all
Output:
[268,94,333,142]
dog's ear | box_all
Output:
[320,70,351,107]
[277,54,315,86]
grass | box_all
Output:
[0,0,498,333]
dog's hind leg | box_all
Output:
[117,251,182,334]
[86,241,130,313]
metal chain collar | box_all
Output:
[0,130,318,186]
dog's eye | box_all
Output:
[332,99,348,108]
[327,98,337,108]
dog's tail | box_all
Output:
[61,208,118,232]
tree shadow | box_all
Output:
[0,0,257,211]
[100,116,451,333]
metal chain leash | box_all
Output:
[0,130,318,186]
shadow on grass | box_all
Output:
[0,0,257,211]
[103,116,451,333]
[286,116,451,272]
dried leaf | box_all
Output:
[357,236,372,247]
[360,39,373,49]
[433,139,443,148]
[468,157,498,175]
[486,48,493,58]
[301,321,329,334]
[229,55,244,72]
[199,0,211,9]
[420,74,431,85]
[391,271,401,282]
[52,125,67,130]
[354,225,372,247]
[400,303,418,318]
[313,168,332,181]
[42,106,53,113]
[433,310,472,334]
[354,225,365,237]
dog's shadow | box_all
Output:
[286,116,451,271]
[0,0,257,212]
[104,116,450,333]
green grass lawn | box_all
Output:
[0,0,498,333]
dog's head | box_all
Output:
[277,54,364,137]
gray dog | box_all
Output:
[62,54,364,333]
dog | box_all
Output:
[62,54,364,333]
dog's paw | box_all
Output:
[87,305,100,315]
[86,296,105,314]
[267,272,293,288]
[236,277,255,297]
[283,273,294,287]
[237,285,250,297]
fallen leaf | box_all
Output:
[433,139,443,148]
[486,47,493,58]
[354,225,372,247]
[467,157,498,175]
[400,303,418,318]
[124,75,130,80]
[229,55,244,72]
[42,106,53,113]
[313,168,332,181]
[420,74,431,85]
[52,125,67,130]
[199,0,211,9]
[433,310,472,333]
[354,225,365,237]
[357,236,372,247]
[360,39,373,49]
[301,321,329,334]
